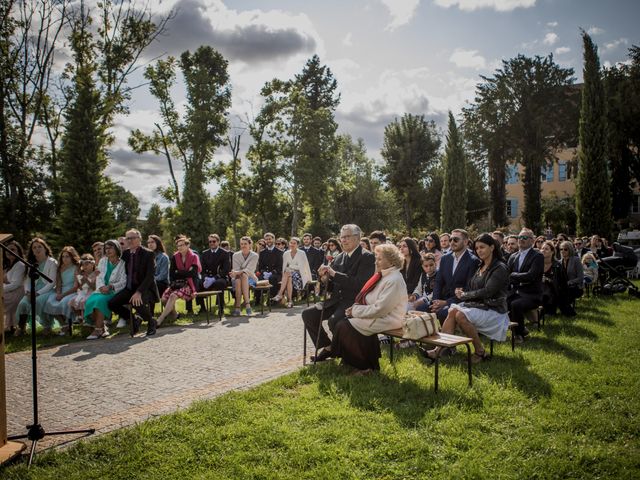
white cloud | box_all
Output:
[555,46,571,55]
[587,26,604,35]
[604,38,628,51]
[433,0,536,12]
[546,21,558,27]
[343,32,353,47]
[449,48,486,69]
[380,0,420,31]
[543,32,558,46]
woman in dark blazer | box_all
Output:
[422,233,509,364]
[558,240,583,316]
[399,237,422,296]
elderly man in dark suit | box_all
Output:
[507,228,544,342]
[302,224,375,361]
[108,228,159,336]
[431,229,480,322]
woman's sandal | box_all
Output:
[471,350,487,364]
[286,302,293,308]
[418,346,439,365]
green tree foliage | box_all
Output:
[542,195,576,235]
[55,11,112,251]
[440,112,467,231]
[143,203,163,238]
[106,180,140,235]
[465,157,490,228]
[131,46,231,248]
[465,55,576,231]
[380,114,440,235]
[332,135,398,233]
[0,0,68,243]
[576,32,612,239]
[604,45,640,223]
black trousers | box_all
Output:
[508,294,540,335]
[302,303,346,350]
[108,288,153,326]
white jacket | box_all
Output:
[283,249,313,288]
[349,267,407,335]
[4,261,26,293]
[95,257,127,292]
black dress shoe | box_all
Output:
[310,348,333,362]
[146,318,157,336]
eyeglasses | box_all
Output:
[119,243,126,247]
[450,237,462,243]
[125,236,138,241]
[518,235,531,240]
[339,234,355,241]
[209,240,218,244]
[176,243,187,248]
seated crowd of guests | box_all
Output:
[1,225,615,358]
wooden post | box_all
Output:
[0,234,26,463]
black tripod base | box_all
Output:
[8,424,95,467]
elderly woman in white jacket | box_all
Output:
[331,243,407,374]
[272,237,312,308]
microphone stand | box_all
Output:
[1,243,94,467]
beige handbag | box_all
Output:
[401,310,440,340]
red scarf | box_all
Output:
[354,272,382,305]
[175,249,202,293]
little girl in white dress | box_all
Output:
[70,254,98,322]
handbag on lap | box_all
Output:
[401,310,440,340]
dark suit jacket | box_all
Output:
[324,245,375,311]
[258,247,284,276]
[302,246,324,276]
[507,248,544,299]
[201,248,231,279]
[433,250,480,305]
[122,246,159,303]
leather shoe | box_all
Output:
[131,315,142,336]
[146,318,157,336]
[310,348,332,362]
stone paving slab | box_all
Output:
[4,306,308,452]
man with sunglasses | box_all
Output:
[507,228,544,342]
[431,229,480,322]
[257,232,283,298]
[199,233,231,314]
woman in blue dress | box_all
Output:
[16,238,58,335]
[84,240,126,339]
[45,246,81,335]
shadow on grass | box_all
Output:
[307,361,483,428]
[477,353,553,399]
[542,321,600,341]
[523,335,592,362]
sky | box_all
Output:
[101,0,640,214]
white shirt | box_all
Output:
[518,247,532,271]
[452,250,465,275]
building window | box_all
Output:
[506,164,518,184]
[506,198,519,218]
[541,164,554,182]
[558,162,567,181]
[632,194,640,214]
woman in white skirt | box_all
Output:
[422,233,509,364]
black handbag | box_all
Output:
[170,279,187,290]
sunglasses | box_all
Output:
[209,240,218,244]
[560,248,569,251]
[450,237,462,243]
[518,235,531,240]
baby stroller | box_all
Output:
[593,243,640,298]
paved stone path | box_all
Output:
[5,306,309,452]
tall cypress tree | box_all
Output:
[440,112,467,232]
[576,31,612,238]
[56,13,112,251]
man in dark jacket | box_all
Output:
[302,224,375,361]
[108,229,159,336]
[199,233,231,315]
[257,232,284,297]
[507,228,544,342]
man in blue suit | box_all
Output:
[431,229,480,322]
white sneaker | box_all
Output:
[116,319,127,329]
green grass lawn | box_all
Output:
[3,293,640,479]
